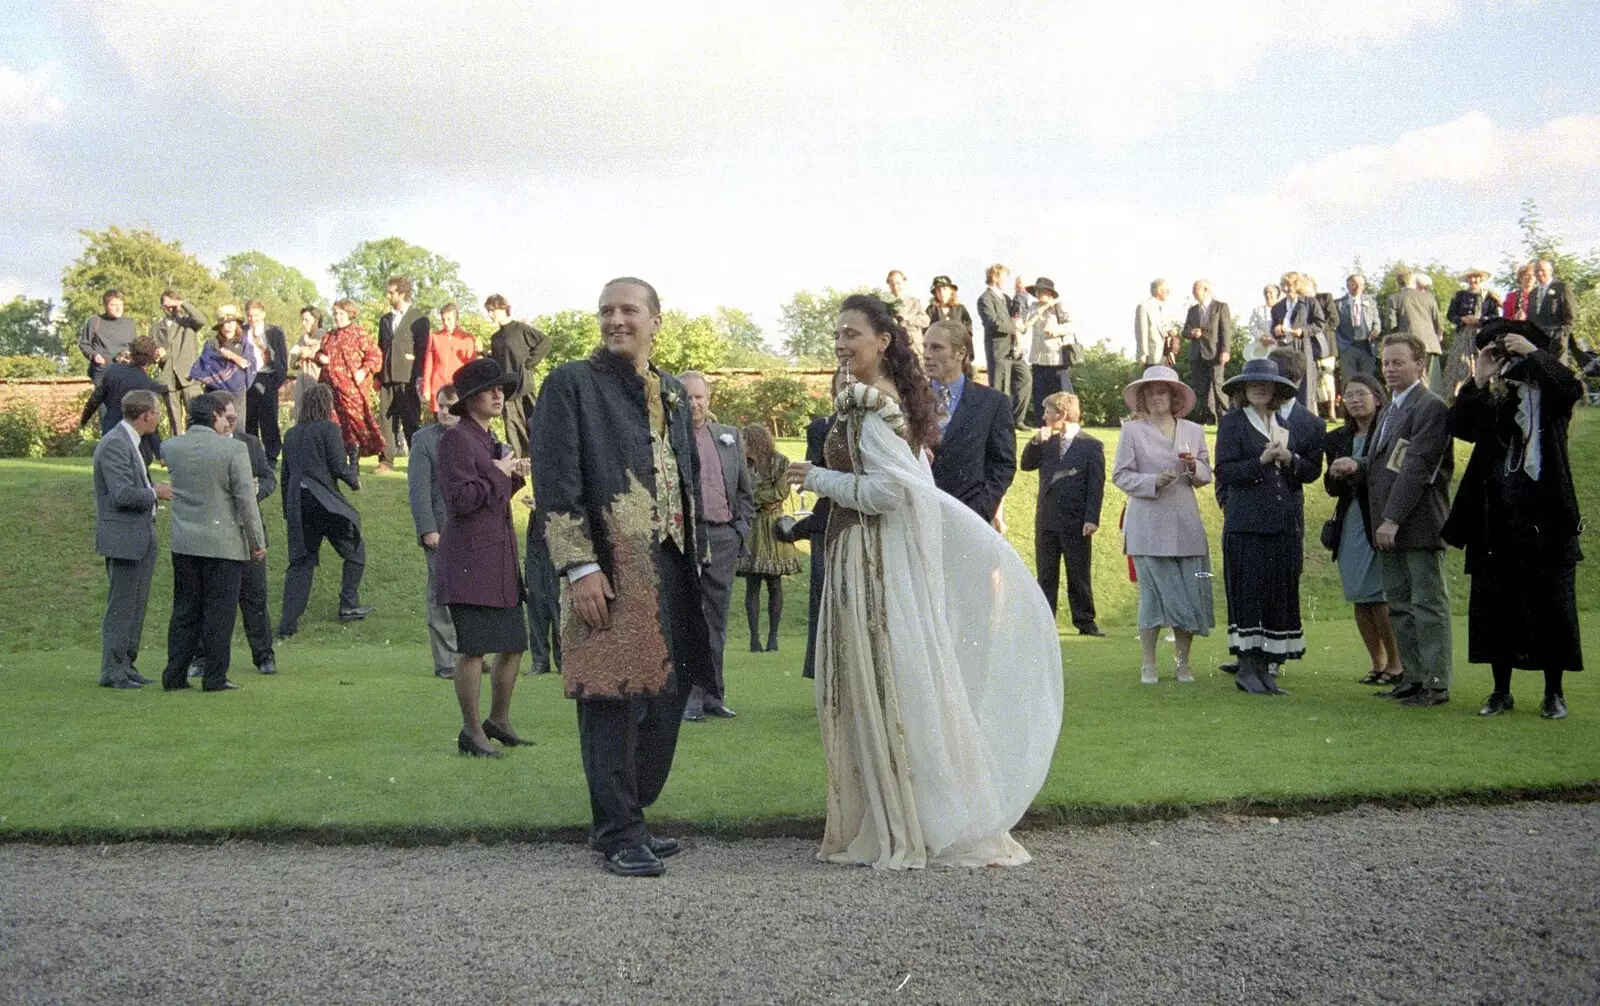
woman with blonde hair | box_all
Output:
[737,423,801,652]
[1112,365,1215,683]
[1245,284,1281,361]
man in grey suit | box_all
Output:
[1331,333,1454,707]
[680,371,754,722]
[93,390,173,688]
[1385,269,1445,393]
[150,290,207,434]
[1335,273,1382,382]
[186,391,278,679]
[376,276,430,462]
[1532,258,1579,365]
[158,393,268,692]
[408,385,462,679]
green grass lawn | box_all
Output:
[2,411,1598,840]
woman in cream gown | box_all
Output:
[788,294,1064,870]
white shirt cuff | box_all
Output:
[567,562,602,584]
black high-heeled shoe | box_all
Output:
[458,731,504,758]
[482,719,533,747]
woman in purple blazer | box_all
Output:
[1112,365,1215,685]
[436,358,532,758]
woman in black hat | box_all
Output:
[1443,318,1584,719]
[926,276,973,337]
[1020,276,1076,424]
[435,357,533,756]
[1213,358,1318,694]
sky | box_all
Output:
[3,0,1598,356]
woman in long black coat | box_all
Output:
[1443,318,1584,719]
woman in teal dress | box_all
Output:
[1323,373,1401,684]
[737,424,801,652]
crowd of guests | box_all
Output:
[83,259,1585,872]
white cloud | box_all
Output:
[0,64,63,127]
[78,0,1500,156]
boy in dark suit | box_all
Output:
[1020,392,1104,635]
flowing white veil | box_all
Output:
[843,387,1065,861]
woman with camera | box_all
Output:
[1443,318,1584,720]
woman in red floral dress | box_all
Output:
[316,298,389,470]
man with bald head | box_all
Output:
[1182,279,1232,423]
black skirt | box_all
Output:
[1223,528,1306,660]
[1467,552,1583,671]
[449,602,528,658]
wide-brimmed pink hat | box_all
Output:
[1121,365,1196,417]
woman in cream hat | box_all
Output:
[1444,268,1501,400]
[1111,365,1214,684]
[188,304,258,430]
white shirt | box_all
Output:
[1388,379,1422,411]
[1059,422,1081,455]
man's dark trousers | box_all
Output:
[575,541,700,855]
[162,553,244,690]
[525,534,563,674]
[685,521,739,717]
[1035,523,1096,629]
[245,385,282,462]
[1189,346,1227,424]
[379,383,421,456]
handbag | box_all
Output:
[1319,515,1340,551]
[1064,338,1086,368]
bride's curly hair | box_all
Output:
[838,294,940,453]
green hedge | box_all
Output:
[0,355,68,379]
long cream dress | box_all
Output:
[803,384,1065,870]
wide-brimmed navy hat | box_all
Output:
[1475,316,1551,353]
[448,358,519,416]
[1221,358,1298,394]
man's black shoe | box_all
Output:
[128,672,152,685]
[338,605,374,623]
[603,844,665,877]
[257,660,277,675]
[434,667,454,679]
[1375,682,1422,700]
[706,705,736,719]
[1077,624,1107,637]
[1400,688,1449,707]
[1220,662,1239,675]
[102,679,142,690]
[646,836,682,859]
[203,681,242,692]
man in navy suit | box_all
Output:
[1020,392,1105,635]
[924,320,1015,523]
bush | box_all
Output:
[711,373,831,437]
[0,355,67,379]
[1071,342,1144,427]
[0,399,46,458]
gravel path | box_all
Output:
[2,802,1597,1005]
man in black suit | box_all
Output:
[1183,280,1232,424]
[80,336,166,465]
[1331,333,1454,707]
[376,275,430,457]
[485,293,551,457]
[187,390,278,679]
[1020,392,1104,635]
[243,300,290,463]
[924,320,1016,523]
[978,263,1030,428]
[1532,258,1579,365]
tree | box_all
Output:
[0,296,61,360]
[59,227,232,338]
[713,306,765,352]
[220,251,324,328]
[327,237,474,319]
[530,309,602,384]
[654,310,729,375]
[780,286,871,363]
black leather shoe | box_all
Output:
[203,681,242,692]
[706,705,736,719]
[1077,625,1107,637]
[457,731,504,758]
[187,663,204,679]
[646,835,682,859]
[1400,688,1449,707]
[682,710,706,722]
[603,844,665,877]
[1479,692,1514,717]
[162,682,191,691]
[128,672,152,685]
[766,637,779,652]
[1220,662,1239,675]
[102,679,142,689]
[338,605,374,622]
[482,719,532,746]
[1376,682,1422,700]
[257,660,277,675]
[276,628,296,641]
[434,667,454,679]
[525,663,550,676]
[1541,694,1568,720]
